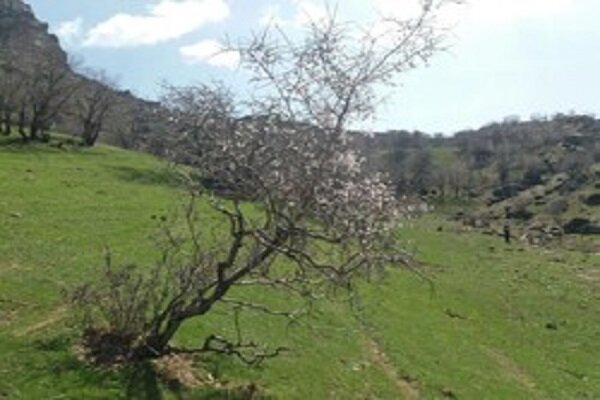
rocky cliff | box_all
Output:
[0,0,162,146]
[0,0,67,65]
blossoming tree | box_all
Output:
[75,0,458,363]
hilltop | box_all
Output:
[366,114,600,248]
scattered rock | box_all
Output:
[445,308,467,320]
[440,386,458,399]
[520,222,564,245]
[153,354,208,388]
[582,193,600,207]
[473,218,489,228]
[508,207,533,221]
[545,322,558,330]
[546,198,568,214]
[563,218,600,235]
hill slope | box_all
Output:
[0,140,599,399]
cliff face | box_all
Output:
[0,0,163,146]
[0,0,32,14]
[0,0,67,65]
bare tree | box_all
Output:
[74,0,457,363]
[446,160,469,198]
[407,146,434,195]
[0,57,27,136]
[75,69,119,146]
[23,53,79,140]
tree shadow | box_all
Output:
[124,362,166,400]
[0,134,99,155]
[123,360,268,400]
[32,335,72,352]
[31,336,167,398]
[29,335,269,399]
[108,165,182,188]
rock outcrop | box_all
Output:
[0,0,67,65]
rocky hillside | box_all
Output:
[0,0,66,64]
[368,114,600,247]
[0,0,161,147]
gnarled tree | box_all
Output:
[0,56,27,136]
[23,52,79,140]
[74,0,458,363]
[75,68,119,146]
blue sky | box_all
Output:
[27,0,600,134]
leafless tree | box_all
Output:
[0,56,27,135]
[23,53,79,140]
[75,68,119,146]
[446,160,469,198]
[74,0,458,363]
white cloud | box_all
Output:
[84,0,229,48]
[369,0,576,38]
[372,0,575,28]
[180,39,240,69]
[466,0,575,23]
[53,17,83,47]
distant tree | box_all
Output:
[74,1,458,363]
[496,144,511,188]
[23,53,79,140]
[75,68,119,146]
[408,146,434,194]
[445,160,469,198]
[0,57,27,135]
[521,158,546,186]
[384,139,410,195]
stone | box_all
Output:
[563,218,600,235]
[583,193,600,207]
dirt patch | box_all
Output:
[14,306,68,337]
[154,354,215,388]
[365,337,420,399]
[0,262,30,277]
[481,346,537,393]
[577,269,600,285]
[154,354,267,397]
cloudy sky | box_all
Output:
[27,0,600,134]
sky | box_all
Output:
[26,0,600,134]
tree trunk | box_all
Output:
[2,111,11,135]
[29,122,39,141]
[140,317,184,358]
[82,125,100,147]
[18,106,27,139]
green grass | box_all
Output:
[0,138,598,399]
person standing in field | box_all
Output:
[503,206,511,244]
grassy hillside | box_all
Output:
[0,139,598,399]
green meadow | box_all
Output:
[0,139,598,399]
